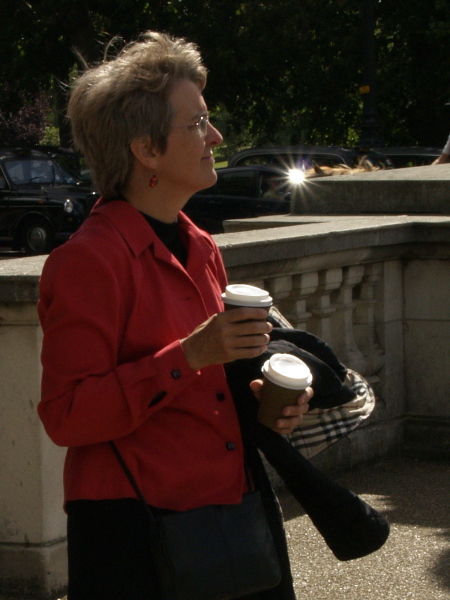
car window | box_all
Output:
[49,154,82,184]
[56,165,79,185]
[389,157,416,167]
[4,158,65,185]
[236,152,350,169]
[309,154,349,167]
[238,156,272,167]
[387,155,435,167]
[260,172,287,198]
[236,155,290,168]
[216,171,254,196]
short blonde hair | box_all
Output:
[67,31,207,199]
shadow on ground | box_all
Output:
[279,456,450,600]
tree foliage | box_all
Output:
[1,1,449,152]
[0,88,51,146]
[375,0,450,146]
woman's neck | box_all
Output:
[123,176,188,224]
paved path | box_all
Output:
[280,457,450,600]
[4,457,447,600]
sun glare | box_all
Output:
[288,168,306,185]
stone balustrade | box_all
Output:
[218,214,450,469]
[0,213,449,598]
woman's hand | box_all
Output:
[249,380,313,435]
[181,308,272,371]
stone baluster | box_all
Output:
[245,279,267,295]
[278,271,318,330]
[264,275,293,307]
[329,265,367,373]
[353,262,385,386]
[305,268,343,346]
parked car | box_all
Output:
[37,145,94,185]
[370,146,441,168]
[228,144,392,170]
[0,147,98,254]
[185,165,297,233]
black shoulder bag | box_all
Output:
[109,441,281,600]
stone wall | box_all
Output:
[0,213,449,598]
[290,163,450,215]
[0,258,67,599]
[219,215,450,468]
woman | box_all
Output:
[38,31,312,599]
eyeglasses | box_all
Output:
[173,115,210,137]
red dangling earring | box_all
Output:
[149,175,158,188]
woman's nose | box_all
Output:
[207,122,223,147]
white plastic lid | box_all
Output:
[262,353,313,389]
[221,284,273,307]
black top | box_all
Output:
[116,195,187,267]
[140,212,188,268]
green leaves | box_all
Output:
[2,0,449,150]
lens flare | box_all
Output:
[288,168,306,185]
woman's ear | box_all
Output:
[129,137,158,171]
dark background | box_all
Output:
[1,0,449,157]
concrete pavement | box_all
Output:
[1,457,447,600]
[280,456,450,600]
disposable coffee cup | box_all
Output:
[221,284,273,313]
[258,353,313,429]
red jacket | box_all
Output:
[38,200,245,510]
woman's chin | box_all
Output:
[202,169,218,188]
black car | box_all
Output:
[228,144,392,170]
[0,147,98,254]
[37,145,94,185]
[185,165,297,233]
[370,146,441,168]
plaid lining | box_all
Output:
[267,305,377,459]
[286,369,375,459]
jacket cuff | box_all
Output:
[117,339,200,411]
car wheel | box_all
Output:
[21,218,54,254]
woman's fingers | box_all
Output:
[181,309,273,370]
[274,387,313,434]
[248,383,314,435]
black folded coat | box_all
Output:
[225,327,390,561]
[231,326,357,410]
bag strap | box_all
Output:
[109,441,157,524]
[109,440,254,517]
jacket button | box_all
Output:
[171,369,181,380]
[226,442,235,451]
[216,392,226,401]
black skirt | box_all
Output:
[67,498,162,600]
[66,493,293,600]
